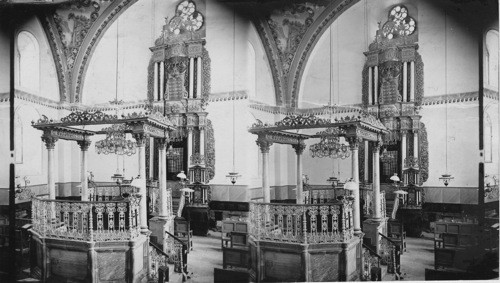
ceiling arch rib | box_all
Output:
[41,0,138,103]
[252,0,359,108]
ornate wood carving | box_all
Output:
[418,121,429,184]
[205,119,215,181]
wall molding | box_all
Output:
[249,89,499,115]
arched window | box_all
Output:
[16,31,40,94]
[485,30,499,89]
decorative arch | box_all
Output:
[41,0,138,103]
[253,0,360,108]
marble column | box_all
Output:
[368,67,373,105]
[42,135,58,200]
[403,62,408,101]
[196,57,202,98]
[77,140,91,201]
[410,61,415,101]
[374,66,379,104]
[133,133,148,232]
[158,138,168,217]
[292,142,306,204]
[372,142,382,220]
[189,57,194,98]
[154,62,159,100]
[256,139,272,203]
[349,138,361,234]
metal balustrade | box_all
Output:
[362,243,382,281]
[249,200,354,244]
[88,184,138,201]
[149,241,168,281]
[31,196,141,242]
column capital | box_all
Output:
[373,140,383,151]
[157,138,168,150]
[42,135,58,149]
[292,142,306,155]
[347,137,362,150]
[133,133,148,146]
[77,140,91,151]
[256,139,273,153]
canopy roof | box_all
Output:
[32,109,176,141]
[248,112,389,145]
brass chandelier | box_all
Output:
[310,127,350,159]
[95,124,137,156]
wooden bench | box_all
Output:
[174,219,193,251]
[221,220,248,248]
[222,246,249,269]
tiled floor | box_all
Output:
[383,235,435,281]
[186,231,225,283]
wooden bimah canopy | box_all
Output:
[31,109,176,141]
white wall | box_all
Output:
[16,16,59,101]
[300,0,481,108]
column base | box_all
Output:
[362,217,388,254]
[149,216,174,251]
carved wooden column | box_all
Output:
[348,137,361,234]
[42,135,58,200]
[160,62,165,100]
[133,133,148,232]
[413,130,419,160]
[154,62,159,100]
[403,62,408,101]
[401,131,407,174]
[196,57,202,98]
[372,141,382,220]
[189,57,194,98]
[187,127,193,169]
[257,139,272,203]
[292,142,306,204]
[77,140,91,201]
[374,66,379,103]
[410,61,415,101]
[158,138,168,217]
[364,140,369,182]
[368,67,373,105]
[199,127,205,163]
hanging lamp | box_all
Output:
[440,11,453,186]
[226,4,241,185]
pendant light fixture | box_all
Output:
[439,11,454,186]
[95,18,137,160]
[226,4,241,185]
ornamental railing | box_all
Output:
[165,230,187,275]
[379,233,401,275]
[31,196,141,242]
[362,243,382,281]
[149,241,168,281]
[249,201,354,244]
[88,184,138,201]
[303,186,351,204]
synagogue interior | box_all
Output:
[0,0,498,282]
